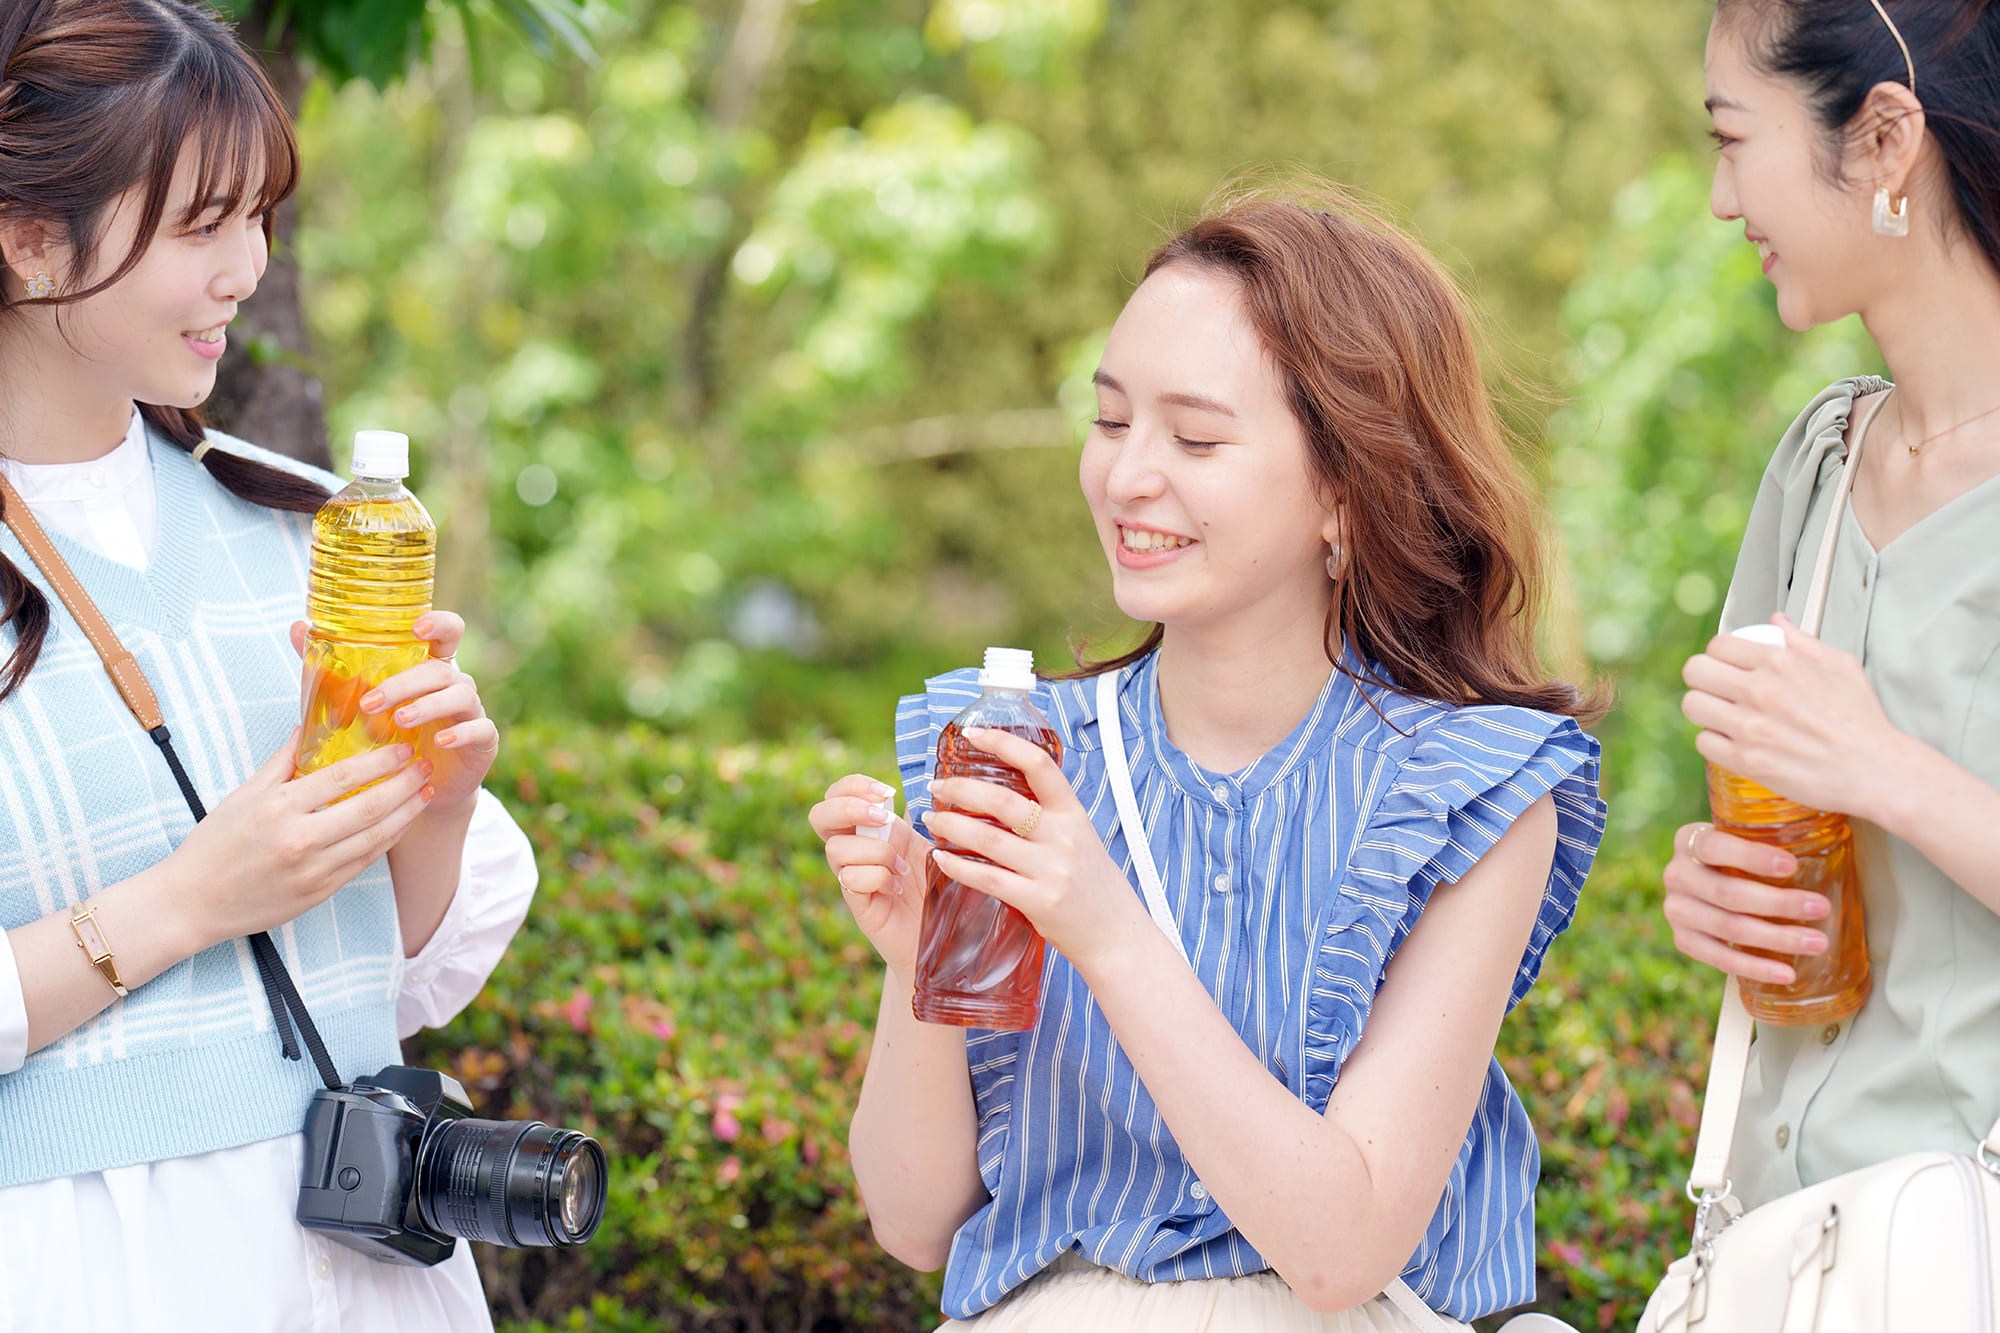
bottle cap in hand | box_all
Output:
[859,798,894,840]
[1731,623,1787,649]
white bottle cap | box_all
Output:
[1730,623,1788,648]
[980,646,1035,691]
[858,798,894,841]
[350,430,411,480]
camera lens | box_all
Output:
[418,1118,608,1248]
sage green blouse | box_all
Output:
[1719,375,2000,1206]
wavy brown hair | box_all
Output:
[0,0,327,703]
[1064,182,1601,724]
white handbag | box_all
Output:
[1638,388,2000,1332]
[1094,671,1573,1333]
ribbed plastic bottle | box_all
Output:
[912,647,1062,1031]
[1704,623,1871,1025]
[295,430,437,779]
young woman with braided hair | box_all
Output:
[0,2,533,1327]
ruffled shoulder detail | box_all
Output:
[1299,703,1604,1106]
[894,668,982,823]
[1719,375,1889,633]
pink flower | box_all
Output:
[761,1117,794,1145]
[801,1138,821,1166]
[559,988,593,1033]
[712,1110,742,1143]
[653,1020,676,1040]
[1549,1241,1586,1268]
[719,1155,742,1184]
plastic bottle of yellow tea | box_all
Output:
[295,430,436,778]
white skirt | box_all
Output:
[0,1134,491,1333]
[945,1253,1473,1332]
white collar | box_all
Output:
[0,408,149,502]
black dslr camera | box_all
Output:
[297,1064,608,1266]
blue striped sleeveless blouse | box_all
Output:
[894,651,1604,1320]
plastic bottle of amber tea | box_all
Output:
[295,430,436,780]
[912,647,1061,1032]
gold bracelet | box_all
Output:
[69,902,128,999]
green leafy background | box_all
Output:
[269,0,1888,1326]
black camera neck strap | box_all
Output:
[0,471,342,1091]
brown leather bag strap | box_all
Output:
[0,469,164,730]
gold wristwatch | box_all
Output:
[69,903,128,999]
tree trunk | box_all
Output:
[210,0,333,472]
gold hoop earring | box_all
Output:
[1873,185,1910,238]
[23,272,53,299]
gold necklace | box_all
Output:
[1899,397,2000,456]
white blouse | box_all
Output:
[0,414,534,1332]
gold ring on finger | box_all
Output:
[1011,801,1043,839]
[1686,821,1711,867]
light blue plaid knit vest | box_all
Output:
[0,429,402,1187]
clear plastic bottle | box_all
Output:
[295,430,437,778]
[1705,623,1871,1025]
[912,647,1062,1031]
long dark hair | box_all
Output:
[1717,0,2000,278]
[0,0,327,702]
[1062,183,1600,724]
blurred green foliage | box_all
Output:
[217,0,598,88]
[405,726,936,1330]
[292,0,1717,742]
[289,1,1911,1328]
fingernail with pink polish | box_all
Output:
[360,691,384,713]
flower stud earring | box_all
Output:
[1873,185,1910,238]
[23,271,52,299]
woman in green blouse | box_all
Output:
[1668,0,2000,1207]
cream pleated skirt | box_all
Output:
[944,1253,1473,1332]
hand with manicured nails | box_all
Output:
[1680,614,1906,818]
[809,775,932,979]
[1662,818,1826,984]
[1666,613,1911,984]
[921,727,1151,976]
[165,728,433,955]
[290,609,499,817]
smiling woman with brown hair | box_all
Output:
[808,180,1607,1331]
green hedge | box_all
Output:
[412,724,1711,1331]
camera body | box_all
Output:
[297,1064,606,1267]
[297,1065,471,1266]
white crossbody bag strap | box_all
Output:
[1096,668,1191,967]
[1094,667,1454,1332]
[1685,386,1889,1198]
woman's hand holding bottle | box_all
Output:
[1667,615,1910,983]
[293,609,500,817]
[922,727,1151,976]
[163,730,433,956]
[810,775,932,979]
[1662,818,1825,984]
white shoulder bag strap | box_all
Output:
[1687,386,1891,1198]
[1093,667,1455,1332]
